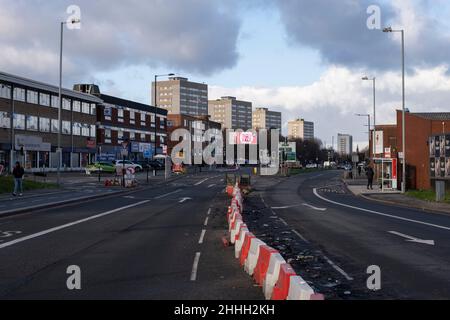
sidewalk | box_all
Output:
[0,171,182,217]
[344,178,450,214]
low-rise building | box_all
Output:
[0,72,101,172]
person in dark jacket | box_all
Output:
[12,162,25,196]
[366,166,374,190]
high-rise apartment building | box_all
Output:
[337,133,353,155]
[152,77,208,116]
[208,96,252,130]
[252,107,282,130]
[287,118,314,140]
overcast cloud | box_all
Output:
[0,0,241,84]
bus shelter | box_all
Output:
[373,158,398,191]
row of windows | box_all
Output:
[0,111,95,137]
[0,84,96,115]
[103,129,166,145]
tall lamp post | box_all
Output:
[153,73,175,162]
[57,18,80,186]
[383,26,406,193]
[356,113,371,159]
[362,76,376,146]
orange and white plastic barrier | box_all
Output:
[244,238,266,276]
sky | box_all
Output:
[2,0,450,151]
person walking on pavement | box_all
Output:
[12,162,25,196]
[366,165,374,190]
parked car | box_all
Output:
[85,162,116,174]
[114,160,143,172]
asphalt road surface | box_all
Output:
[0,171,263,300]
[260,170,450,299]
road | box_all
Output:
[0,171,262,299]
[260,170,450,299]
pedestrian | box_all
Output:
[12,161,25,197]
[358,165,362,177]
[366,166,374,190]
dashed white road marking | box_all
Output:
[204,217,209,226]
[313,188,450,231]
[154,189,182,199]
[207,208,211,215]
[323,255,354,281]
[279,217,288,226]
[190,252,201,281]
[207,184,216,188]
[291,229,310,244]
[198,229,206,244]
[0,200,150,250]
[194,178,209,186]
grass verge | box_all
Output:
[0,176,57,194]
[406,189,450,203]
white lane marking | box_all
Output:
[291,229,310,244]
[178,197,192,203]
[207,184,216,188]
[123,196,135,199]
[279,218,288,226]
[302,203,327,211]
[190,252,201,281]
[204,217,209,226]
[323,255,354,281]
[207,208,211,215]
[313,188,450,232]
[0,200,150,250]
[194,178,209,186]
[388,231,435,246]
[154,189,182,199]
[198,229,206,244]
[272,204,302,210]
[220,179,224,182]
[260,193,268,208]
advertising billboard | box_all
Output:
[429,135,450,178]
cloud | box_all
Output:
[0,0,241,84]
[275,0,450,71]
[210,64,450,148]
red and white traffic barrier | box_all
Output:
[225,184,324,300]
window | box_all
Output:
[151,115,155,127]
[118,130,124,141]
[26,115,38,131]
[90,125,96,138]
[90,103,96,115]
[141,114,146,126]
[130,111,135,125]
[141,133,146,141]
[118,109,124,123]
[0,111,10,128]
[129,131,135,140]
[81,124,90,137]
[72,122,80,135]
[63,98,71,110]
[105,129,112,139]
[27,90,38,104]
[0,85,11,99]
[62,121,71,134]
[51,96,59,108]
[13,88,26,102]
[40,93,50,106]
[73,100,81,112]
[13,114,25,129]
[82,102,90,114]
[51,119,59,133]
[160,136,165,144]
[39,117,50,132]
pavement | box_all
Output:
[255,170,450,299]
[344,177,450,214]
[0,169,263,300]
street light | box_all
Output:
[383,26,406,193]
[153,73,175,162]
[57,18,81,186]
[356,114,371,159]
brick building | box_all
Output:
[73,84,168,161]
[167,114,221,164]
[370,110,450,190]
